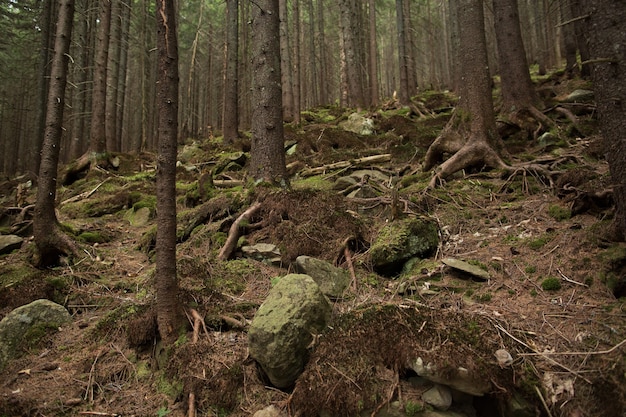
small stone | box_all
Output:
[495,349,513,367]
[422,384,453,411]
[442,258,490,281]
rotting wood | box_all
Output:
[300,154,391,177]
[218,202,262,261]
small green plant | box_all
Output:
[528,234,552,250]
[474,293,492,302]
[530,289,538,297]
[404,400,424,417]
[156,407,170,417]
[541,276,562,291]
[548,204,571,221]
[525,265,537,274]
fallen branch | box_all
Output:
[300,154,391,177]
[218,202,262,261]
[518,338,626,357]
[188,392,196,417]
[61,178,111,206]
[189,309,209,344]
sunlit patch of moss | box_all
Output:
[125,171,156,182]
[77,231,107,244]
[548,204,571,221]
[156,373,183,400]
[292,175,333,191]
[527,232,554,250]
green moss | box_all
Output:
[292,175,334,191]
[404,400,425,417]
[77,231,107,244]
[548,204,571,221]
[156,374,183,400]
[132,195,156,211]
[541,276,562,291]
[525,265,537,274]
[527,233,553,250]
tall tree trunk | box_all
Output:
[106,0,121,153]
[250,0,287,185]
[32,0,54,175]
[395,0,409,105]
[368,0,379,106]
[223,0,240,143]
[423,0,507,187]
[339,0,365,108]
[292,0,302,124]
[90,0,112,155]
[279,0,295,122]
[34,0,78,267]
[306,0,319,107]
[155,0,184,344]
[585,0,626,240]
[117,0,132,151]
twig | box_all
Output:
[218,202,262,260]
[344,245,358,292]
[61,177,111,205]
[493,323,592,383]
[329,363,361,390]
[534,386,554,417]
[79,412,121,417]
[557,268,588,287]
[188,392,196,417]
[371,371,399,417]
[189,309,209,343]
[518,338,626,357]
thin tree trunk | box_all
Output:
[292,0,302,124]
[223,0,240,142]
[117,0,131,151]
[34,0,78,267]
[105,0,121,153]
[155,0,184,344]
[279,0,294,122]
[368,0,379,106]
[90,0,112,154]
[396,0,409,104]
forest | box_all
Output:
[0,0,626,416]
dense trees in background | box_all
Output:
[0,0,587,178]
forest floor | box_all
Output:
[0,73,625,417]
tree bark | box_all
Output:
[223,0,240,143]
[155,0,185,344]
[105,0,121,153]
[423,0,507,187]
[368,0,379,106]
[585,0,626,239]
[250,0,287,185]
[339,0,365,108]
[90,0,112,155]
[34,0,78,267]
[395,0,409,105]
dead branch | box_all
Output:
[300,154,392,177]
[61,178,112,206]
[189,309,209,344]
[218,202,262,261]
[188,392,196,417]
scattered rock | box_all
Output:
[422,384,453,410]
[241,243,282,266]
[0,234,23,255]
[409,357,491,396]
[0,299,71,371]
[339,112,375,135]
[494,349,513,367]
[442,258,490,281]
[125,207,152,227]
[248,274,331,388]
[294,256,351,299]
[563,89,594,103]
[370,217,439,276]
[253,405,285,417]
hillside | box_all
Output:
[0,75,625,417]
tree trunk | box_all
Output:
[585,0,626,240]
[117,0,132,151]
[223,0,240,143]
[34,0,77,267]
[155,0,184,344]
[423,0,507,187]
[395,0,409,105]
[105,0,121,153]
[368,0,379,106]
[90,0,112,155]
[339,0,365,108]
[279,0,294,122]
[249,0,287,185]
[292,0,302,124]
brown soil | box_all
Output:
[0,80,625,417]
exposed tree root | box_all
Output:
[34,226,81,268]
[217,202,262,261]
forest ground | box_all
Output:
[0,73,625,417]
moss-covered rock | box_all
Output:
[369,217,439,276]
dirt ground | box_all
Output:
[0,78,625,417]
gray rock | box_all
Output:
[422,384,453,411]
[253,405,285,417]
[295,256,351,299]
[563,89,594,103]
[125,207,152,227]
[248,274,331,388]
[409,357,491,396]
[339,113,375,135]
[442,258,490,281]
[370,217,439,276]
[0,299,71,371]
[242,243,282,266]
[0,234,23,255]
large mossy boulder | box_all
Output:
[0,299,72,371]
[248,274,331,388]
[369,217,439,276]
